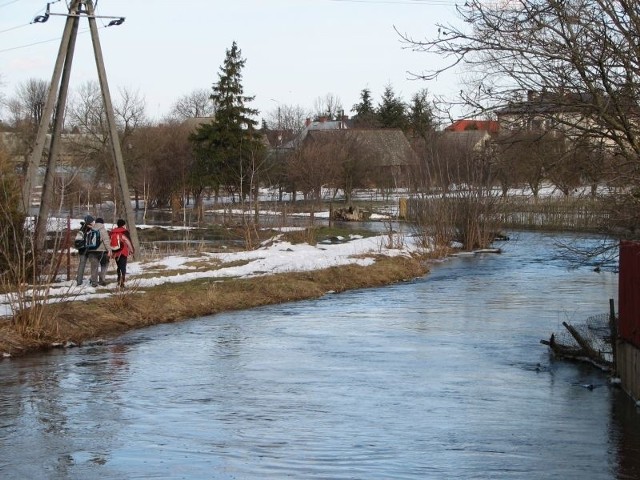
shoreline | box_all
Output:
[0,255,429,358]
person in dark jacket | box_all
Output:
[75,217,93,286]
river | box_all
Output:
[1,230,639,479]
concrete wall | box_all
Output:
[617,342,640,403]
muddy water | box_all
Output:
[1,231,639,479]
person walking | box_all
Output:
[75,217,93,286]
[109,219,134,288]
[86,216,112,287]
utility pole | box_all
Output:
[24,0,140,254]
[85,0,139,253]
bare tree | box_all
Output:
[64,82,148,212]
[0,142,27,277]
[313,93,343,120]
[3,98,25,129]
[398,0,640,235]
[0,79,51,176]
[127,121,193,218]
[65,81,112,206]
[265,103,309,143]
[414,133,501,250]
[286,135,341,220]
[0,73,5,116]
[15,78,49,127]
[115,87,147,136]
[67,81,107,135]
[304,131,369,206]
[169,88,216,121]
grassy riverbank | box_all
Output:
[0,255,429,357]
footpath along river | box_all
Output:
[1,230,639,479]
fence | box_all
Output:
[406,195,608,232]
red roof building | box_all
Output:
[444,119,500,133]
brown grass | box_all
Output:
[0,255,429,356]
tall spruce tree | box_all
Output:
[351,88,380,128]
[190,42,264,203]
[408,89,434,140]
[377,84,408,131]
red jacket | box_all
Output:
[109,227,134,258]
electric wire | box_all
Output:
[0,1,53,40]
[0,0,21,8]
[0,0,113,55]
[0,23,30,35]
[0,0,447,56]
[0,26,104,55]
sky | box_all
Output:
[0,214,425,319]
[0,0,463,124]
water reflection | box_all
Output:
[0,231,639,479]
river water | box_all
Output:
[1,231,639,479]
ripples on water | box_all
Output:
[1,231,640,479]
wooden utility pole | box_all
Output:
[24,0,140,254]
[85,0,139,252]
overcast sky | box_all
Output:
[0,0,463,124]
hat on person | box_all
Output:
[117,219,126,228]
[95,217,104,224]
[84,215,95,224]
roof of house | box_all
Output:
[181,116,216,131]
[264,129,299,148]
[305,129,417,167]
[445,119,500,133]
[438,130,492,151]
[281,117,349,150]
[494,91,628,116]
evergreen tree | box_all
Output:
[351,88,379,128]
[189,42,265,202]
[377,84,407,130]
[408,89,434,139]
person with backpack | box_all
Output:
[86,216,113,287]
[74,218,93,286]
[109,218,134,288]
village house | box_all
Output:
[279,115,418,190]
[444,119,500,134]
[494,90,625,150]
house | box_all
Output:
[181,116,216,132]
[445,119,500,134]
[280,116,349,151]
[0,131,103,168]
[301,128,418,188]
[439,129,494,153]
[494,90,619,138]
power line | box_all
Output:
[0,1,56,38]
[0,0,21,9]
[0,35,63,54]
[0,23,30,35]
[0,26,97,54]
[0,1,124,55]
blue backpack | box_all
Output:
[86,228,101,250]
